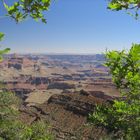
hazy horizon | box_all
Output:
[7,52,104,55]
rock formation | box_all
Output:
[20,90,115,140]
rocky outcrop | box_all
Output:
[88,91,114,101]
[48,94,96,116]
[8,63,22,70]
[47,82,75,90]
[20,91,111,140]
[27,77,50,85]
[9,57,35,69]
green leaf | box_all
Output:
[42,0,49,3]
[0,32,5,41]
[0,48,11,55]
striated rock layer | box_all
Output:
[20,91,114,140]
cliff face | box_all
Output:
[47,82,75,90]
[20,91,114,140]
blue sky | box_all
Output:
[1,0,140,54]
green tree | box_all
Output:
[108,0,140,19]
[89,44,140,140]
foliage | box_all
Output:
[2,0,51,23]
[1,0,140,22]
[108,0,140,19]
[27,121,53,140]
[0,120,53,140]
[0,91,53,140]
[0,32,10,61]
[0,91,20,121]
[89,44,140,140]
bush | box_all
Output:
[89,44,140,140]
[0,91,53,140]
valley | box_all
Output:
[0,54,119,139]
[0,54,118,104]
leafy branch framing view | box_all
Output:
[89,44,140,139]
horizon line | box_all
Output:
[8,52,104,55]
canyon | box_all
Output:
[0,54,119,139]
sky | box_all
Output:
[1,0,140,54]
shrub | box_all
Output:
[0,91,53,140]
[89,44,140,140]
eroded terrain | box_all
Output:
[0,54,119,139]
